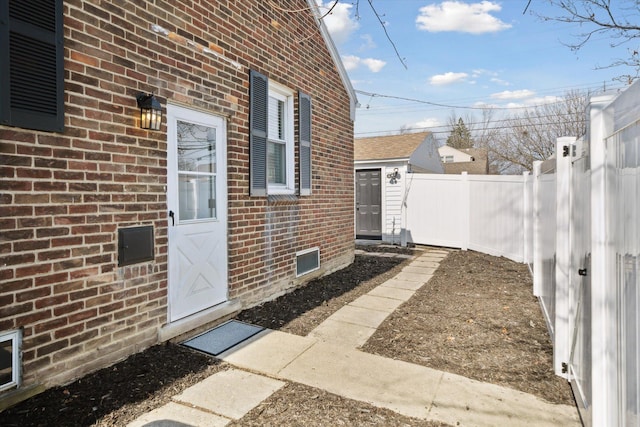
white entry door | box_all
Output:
[167,105,228,322]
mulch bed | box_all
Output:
[361,249,573,406]
[0,246,573,426]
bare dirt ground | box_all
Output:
[361,249,573,406]
[0,246,573,426]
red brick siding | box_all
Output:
[0,0,354,396]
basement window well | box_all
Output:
[296,248,320,277]
[0,330,21,392]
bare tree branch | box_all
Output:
[532,0,640,81]
[355,0,408,69]
[485,90,589,173]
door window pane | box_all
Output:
[177,121,216,173]
[176,120,217,221]
[179,175,216,220]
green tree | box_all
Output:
[446,117,473,149]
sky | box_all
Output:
[317,0,635,140]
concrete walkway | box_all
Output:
[128,249,581,427]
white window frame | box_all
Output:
[296,247,320,277]
[441,155,454,163]
[267,81,295,195]
[0,330,21,392]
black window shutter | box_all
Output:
[298,91,312,196]
[0,0,64,132]
[249,69,268,196]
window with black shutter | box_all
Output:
[250,70,312,197]
[0,0,64,132]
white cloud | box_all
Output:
[491,89,535,100]
[342,55,386,72]
[416,1,511,34]
[414,117,443,129]
[342,55,361,71]
[318,1,359,45]
[490,77,510,86]
[429,72,469,85]
[525,96,560,105]
[361,58,386,72]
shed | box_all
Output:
[354,132,443,243]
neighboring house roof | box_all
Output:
[439,146,490,174]
[355,131,431,161]
[355,131,444,173]
[307,0,358,121]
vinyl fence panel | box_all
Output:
[404,173,468,250]
[468,175,527,262]
[404,172,530,262]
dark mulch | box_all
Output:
[0,344,225,427]
[0,250,414,426]
[235,251,412,335]
[0,246,572,426]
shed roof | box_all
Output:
[355,131,431,161]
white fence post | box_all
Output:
[554,136,574,378]
[522,171,532,266]
[532,161,543,297]
[461,171,469,251]
[589,95,619,427]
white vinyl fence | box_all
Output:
[403,172,532,264]
[402,81,640,426]
[535,86,640,427]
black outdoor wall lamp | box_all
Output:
[136,93,162,130]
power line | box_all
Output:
[355,109,591,137]
[357,80,625,113]
[354,82,625,112]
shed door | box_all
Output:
[167,105,228,322]
[356,169,382,239]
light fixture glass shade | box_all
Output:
[136,93,162,130]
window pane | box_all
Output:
[0,338,12,387]
[177,121,216,173]
[268,141,286,184]
[179,174,216,220]
[268,96,284,140]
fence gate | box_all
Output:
[568,138,592,424]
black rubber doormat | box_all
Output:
[182,320,265,356]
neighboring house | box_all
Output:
[438,146,489,174]
[0,0,357,407]
[354,132,443,243]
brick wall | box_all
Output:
[0,0,354,400]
